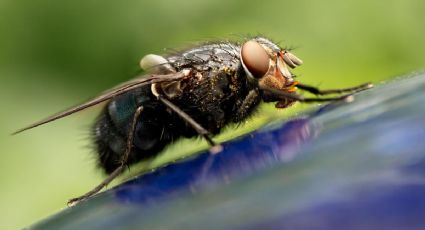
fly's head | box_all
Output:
[240,37,303,108]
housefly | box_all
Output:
[14,36,372,205]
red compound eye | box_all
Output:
[241,40,270,78]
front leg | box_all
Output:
[297,82,373,95]
[234,89,260,121]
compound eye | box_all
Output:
[241,40,270,78]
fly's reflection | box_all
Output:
[114,118,319,204]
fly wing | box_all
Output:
[13,71,189,134]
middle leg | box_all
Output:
[157,95,219,148]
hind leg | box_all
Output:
[68,106,144,206]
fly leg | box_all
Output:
[157,95,222,153]
[260,86,356,103]
[234,90,260,120]
[68,106,144,206]
[296,82,373,95]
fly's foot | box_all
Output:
[209,144,223,154]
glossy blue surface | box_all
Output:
[114,117,316,204]
[30,74,425,230]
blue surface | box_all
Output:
[30,74,425,230]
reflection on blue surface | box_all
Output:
[254,184,425,230]
[30,74,425,230]
[115,118,318,204]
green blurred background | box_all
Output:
[1,0,424,228]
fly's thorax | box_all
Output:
[166,42,240,72]
[167,64,256,132]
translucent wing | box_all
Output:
[13,71,188,134]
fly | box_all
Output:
[14,36,373,205]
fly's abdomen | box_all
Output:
[93,87,173,174]
[93,110,127,173]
